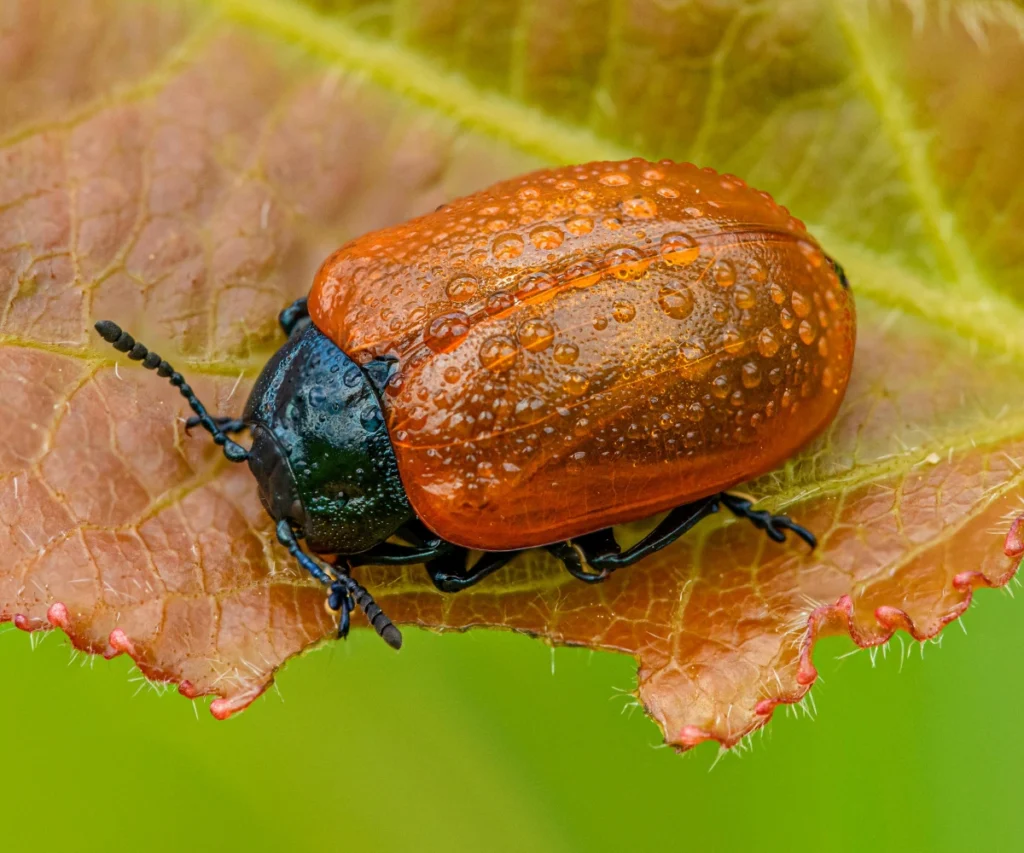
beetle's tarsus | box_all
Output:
[719,492,818,550]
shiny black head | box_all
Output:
[243,325,412,554]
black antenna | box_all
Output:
[276,520,402,649]
[94,320,248,463]
[337,574,403,650]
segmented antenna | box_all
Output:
[342,575,403,650]
[94,320,248,463]
[276,520,402,650]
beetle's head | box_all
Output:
[243,324,412,554]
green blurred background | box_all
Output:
[2,581,1020,852]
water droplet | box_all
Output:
[822,366,835,389]
[518,318,555,352]
[824,288,840,311]
[563,371,590,396]
[780,307,795,329]
[599,172,631,186]
[493,234,524,260]
[681,338,706,361]
[518,271,556,299]
[565,259,599,288]
[443,366,461,384]
[657,186,679,199]
[791,290,811,318]
[612,300,636,322]
[515,396,547,424]
[713,260,736,287]
[424,311,470,352]
[626,422,645,440]
[360,406,384,433]
[797,240,824,267]
[730,390,744,407]
[798,320,817,345]
[530,226,564,250]
[556,179,577,191]
[781,389,793,408]
[445,275,478,302]
[711,375,730,399]
[734,285,757,310]
[757,328,780,357]
[603,216,623,230]
[485,291,515,315]
[604,246,647,281]
[721,327,744,354]
[769,282,786,304]
[308,386,328,407]
[685,401,705,422]
[518,186,540,200]
[656,284,694,320]
[593,316,608,331]
[554,342,579,364]
[479,335,518,372]
[818,337,829,357]
[643,168,664,181]
[486,218,510,233]
[574,189,595,203]
[660,232,699,265]
[748,258,768,283]
[741,362,762,389]
[621,196,657,219]
[566,216,593,236]
[768,367,784,386]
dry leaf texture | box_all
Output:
[1,0,1022,746]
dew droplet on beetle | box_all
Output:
[518,318,555,352]
[424,311,470,352]
[530,226,564,250]
[493,234,524,260]
[658,284,694,320]
[479,335,518,372]
[553,342,579,364]
[445,275,478,302]
[659,232,699,266]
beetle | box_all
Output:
[95,158,856,649]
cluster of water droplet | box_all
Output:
[311,158,854,515]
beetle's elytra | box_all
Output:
[97,158,856,647]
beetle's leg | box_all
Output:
[275,520,402,648]
[278,297,310,336]
[346,520,457,567]
[346,539,456,567]
[719,493,816,549]
[548,497,721,581]
[184,415,246,435]
[423,548,521,592]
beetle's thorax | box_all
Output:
[243,324,412,554]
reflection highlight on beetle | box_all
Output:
[94,158,856,649]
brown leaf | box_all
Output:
[1,0,1021,746]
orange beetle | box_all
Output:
[96,158,856,648]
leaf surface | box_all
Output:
[1,0,1022,745]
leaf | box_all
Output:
[1,0,1022,746]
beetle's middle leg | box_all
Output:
[424,548,522,592]
[548,492,817,583]
[547,496,721,582]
